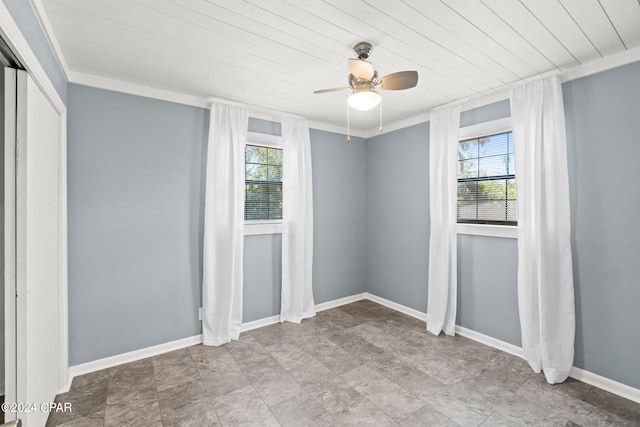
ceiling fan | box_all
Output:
[314,41,419,112]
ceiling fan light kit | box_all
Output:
[314,42,418,140]
[348,85,381,111]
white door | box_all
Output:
[3,66,17,422]
[14,69,62,427]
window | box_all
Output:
[457,131,517,225]
[245,144,282,220]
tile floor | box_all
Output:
[46,300,640,426]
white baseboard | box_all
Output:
[240,315,280,333]
[64,294,365,386]
[364,293,427,321]
[455,325,525,360]
[64,292,640,405]
[453,326,640,404]
[570,366,640,404]
[240,293,368,333]
[68,334,203,384]
[364,292,640,405]
[316,293,367,312]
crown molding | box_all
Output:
[28,0,70,81]
[561,45,640,83]
[68,71,367,137]
[65,47,640,141]
[361,89,510,139]
[361,111,431,139]
[69,71,212,108]
[309,120,367,139]
[367,46,640,139]
[28,0,640,138]
[206,96,367,138]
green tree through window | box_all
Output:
[457,131,517,225]
[245,145,282,220]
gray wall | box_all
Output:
[456,100,520,345]
[563,61,640,389]
[243,234,282,322]
[2,0,67,103]
[366,123,430,311]
[243,120,368,321]
[6,0,639,393]
[457,235,519,346]
[66,60,640,389]
[243,118,283,323]
[460,99,510,127]
[311,129,368,303]
[365,68,640,390]
[67,84,207,364]
[364,100,516,322]
[67,91,368,363]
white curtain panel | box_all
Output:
[510,76,575,384]
[280,117,316,323]
[202,102,249,346]
[426,105,460,336]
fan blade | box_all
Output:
[348,58,375,80]
[377,71,418,90]
[313,87,350,94]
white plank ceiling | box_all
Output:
[41,0,640,132]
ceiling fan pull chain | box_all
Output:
[346,102,351,143]
[379,101,383,132]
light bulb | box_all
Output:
[348,88,381,111]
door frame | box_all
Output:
[3,66,16,414]
[0,1,69,402]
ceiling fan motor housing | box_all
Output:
[353,41,373,60]
[349,71,377,87]
[313,41,417,95]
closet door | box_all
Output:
[14,69,61,427]
[3,66,17,422]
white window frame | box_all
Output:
[457,117,517,239]
[244,131,283,235]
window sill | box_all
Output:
[245,221,282,236]
[457,223,517,239]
